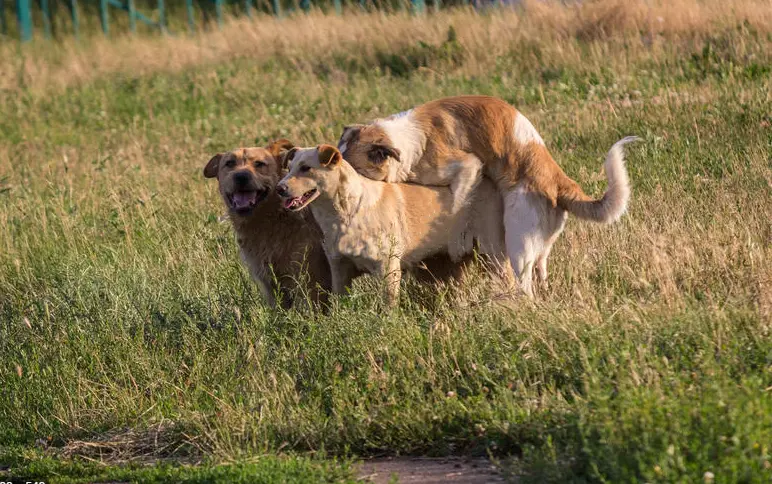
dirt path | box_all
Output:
[356,457,506,483]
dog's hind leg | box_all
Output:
[447,153,484,215]
[504,185,549,298]
[535,208,567,290]
[443,152,484,260]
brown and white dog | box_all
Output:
[203,140,332,309]
[276,145,509,307]
[337,95,637,296]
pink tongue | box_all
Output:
[232,192,256,209]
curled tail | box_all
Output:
[557,136,639,223]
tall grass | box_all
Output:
[2,0,771,92]
[1,0,771,482]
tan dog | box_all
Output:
[203,140,331,309]
[203,141,475,309]
[337,95,637,296]
[276,145,508,306]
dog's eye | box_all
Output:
[368,148,387,164]
[224,158,236,168]
[300,165,311,173]
[254,161,267,168]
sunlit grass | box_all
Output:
[1,1,771,482]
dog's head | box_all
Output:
[336,124,400,181]
[203,139,294,217]
[276,144,343,212]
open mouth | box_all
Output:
[283,189,318,211]
[228,189,267,214]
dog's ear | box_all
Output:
[318,144,343,167]
[282,147,300,169]
[266,138,294,160]
[340,124,364,142]
[367,144,401,164]
[338,125,364,154]
[204,153,223,178]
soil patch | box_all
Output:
[357,457,506,483]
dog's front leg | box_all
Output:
[380,255,402,308]
[247,262,278,309]
[254,278,276,308]
[329,256,356,296]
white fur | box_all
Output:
[561,136,637,224]
[375,110,426,182]
[389,109,413,119]
[504,185,567,297]
[600,136,636,223]
[513,112,545,146]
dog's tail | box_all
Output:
[556,136,638,223]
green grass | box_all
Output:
[1,447,355,483]
[2,4,772,483]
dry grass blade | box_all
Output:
[60,421,201,465]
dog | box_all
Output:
[336,95,637,296]
[203,139,332,309]
[276,145,509,307]
[204,141,477,309]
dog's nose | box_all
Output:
[276,183,289,198]
[233,171,251,186]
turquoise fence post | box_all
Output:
[186,0,194,31]
[244,0,252,18]
[157,0,164,31]
[300,0,309,12]
[128,0,137,33]
[16,0,33,41]
[71,0,79,38]
[40,0,52,38]
[411,0,424,14]
[359,0,365,11]
[99,0,109,35]
[271,0,280,17]
[333,0,341,15]
[214,0,222,27]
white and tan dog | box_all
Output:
[337,95,638,296]
[276,145,508,306]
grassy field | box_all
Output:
[1,0,771,482]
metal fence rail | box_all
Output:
[1,0,438,42]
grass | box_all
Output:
[1,0,771,482]
[1,447,355,483]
